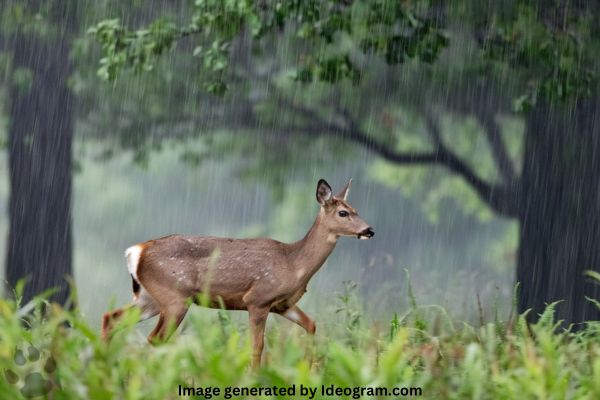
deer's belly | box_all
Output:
[189,276,255,310]
[191,290,249,311]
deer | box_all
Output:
[101,179,374,368]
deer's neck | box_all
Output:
[288,210,338,282]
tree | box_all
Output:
[0,1,174,306]
[1,2,79,305]
[91,0,600,326]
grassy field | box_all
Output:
[1,282,600,400]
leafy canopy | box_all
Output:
[90,0,598,107]
[90,0,448,95]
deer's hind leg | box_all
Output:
[101,306,131,341]
[147,303,189,344]
[101,286,160,342]
[135,286,161,321]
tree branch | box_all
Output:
[479,112,517,183]
[440,82,519,185]
[276,98,518,217]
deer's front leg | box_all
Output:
[248,305,270,369]
[280,305,316,334]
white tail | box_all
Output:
[102,179,374,368]
[125,245,142,282]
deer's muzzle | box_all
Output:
[357,227,375,240]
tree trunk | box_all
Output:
[5,33,74,306]
[517,97,600,327]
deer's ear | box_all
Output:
[335,179,352,201]
[316,179,333,205]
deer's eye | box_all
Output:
[338,210,349,218]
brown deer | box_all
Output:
[101,179,374,368]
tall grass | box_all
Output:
[1,282,600,400]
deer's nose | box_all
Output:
[361,227,375,238]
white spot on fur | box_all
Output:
[125,245,143,281]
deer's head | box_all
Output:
[316,179,374,240]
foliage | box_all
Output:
[478,2,598,110]
[1,290,600,399]
[89,0,448,93]
[334,281,363,348]
[90,1,599,107]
